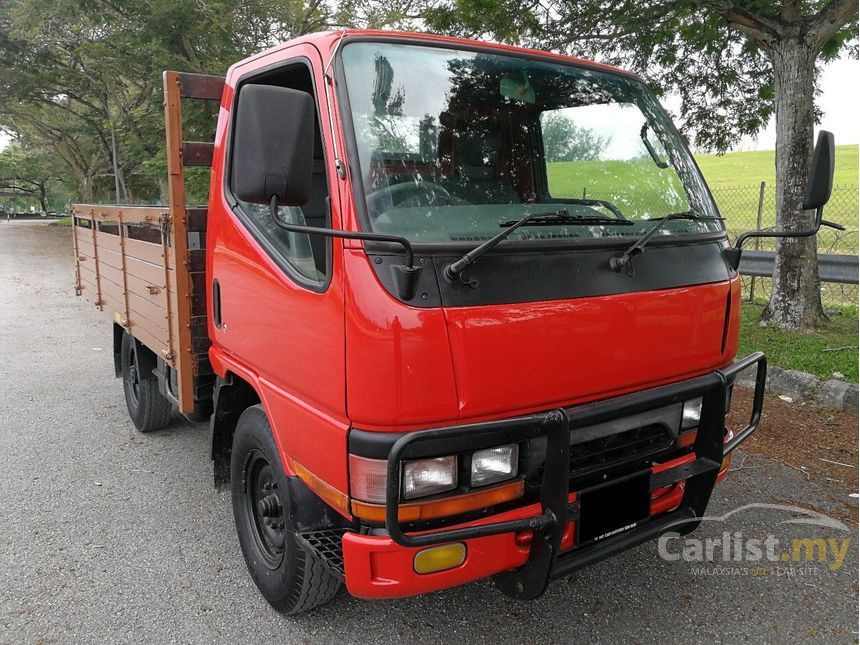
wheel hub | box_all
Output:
[258,493,281,517]
[245,453,287,568]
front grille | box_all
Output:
[570,423,674,477]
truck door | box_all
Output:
[208,49,348,492]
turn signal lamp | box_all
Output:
[351,480,525,522]
[413,543,467,574]
[348,455,388,504]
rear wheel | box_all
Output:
[120,332,172,432]
[231,405,341,614]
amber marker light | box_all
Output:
[293,459,351,517]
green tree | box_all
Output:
[425,0,858,330]
[541,113,611,162]
[0,0,350,204]
[0,142,71,212]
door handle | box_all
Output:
[212,278,222,329]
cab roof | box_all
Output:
[234,29,640,82]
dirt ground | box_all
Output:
[729,387,858,522]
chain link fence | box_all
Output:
[710,184,859,309]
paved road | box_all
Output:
[1,222,857,643]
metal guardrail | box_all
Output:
[740,250,859,285]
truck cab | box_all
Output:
[207,30,766,611]
[73,29,838,614]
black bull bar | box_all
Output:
[383,353,767,600]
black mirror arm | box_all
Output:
[725,206,845,271]
[725,130,840,271]
[734,206,845,250]
[268,195,421,300]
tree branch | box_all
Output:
[699,1,783,47]
[811,0,859,46]
[782,0,802,22]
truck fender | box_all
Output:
[112,324,123,377]
[209,373,261,488]
[113,323,157,379]
[209,377,348,537]
[285,474,351,534]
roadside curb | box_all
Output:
[736,365,859,414]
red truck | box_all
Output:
[71,30,839,613]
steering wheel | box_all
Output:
[365,181,453,219]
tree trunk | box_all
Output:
[158,176,169,205]
[38,182,47,213]
[76,172,94,203]
[760,38,826,329]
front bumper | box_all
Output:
[342,353,767,600]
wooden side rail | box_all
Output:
[71,205,176,363]
[177,72,225,101]
[181,142,215,167]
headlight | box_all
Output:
[402,456,458,500]
[470,444,519,487]
[682,397,703,430]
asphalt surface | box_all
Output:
[1,221,858,644]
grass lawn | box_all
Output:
[546,145,858,198]
[738,302,859,382]
[695,144,859,189]
[49,216,72,226]
[697,147,858,254]
[546,145,858,253]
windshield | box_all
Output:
[340,42,722,244]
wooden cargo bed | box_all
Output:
[72,71,224,415]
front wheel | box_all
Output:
[231,405,341,614]
[120,332,172,432]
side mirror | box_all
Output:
[231,84,422,300]
[232,83,422,300]
[231,84,314,206]
[802,130,834,210]
[724,129,843,270]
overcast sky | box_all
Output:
[0,53,856,154]
[738,55,859,151]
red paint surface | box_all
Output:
[443,282,732,421]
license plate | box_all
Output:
[577,472,651,544]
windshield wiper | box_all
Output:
[499,209,634,228]
[609,211,723,274]
[445,209,633,281]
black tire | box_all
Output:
[231,405,341,614]
[120,333,172,432]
